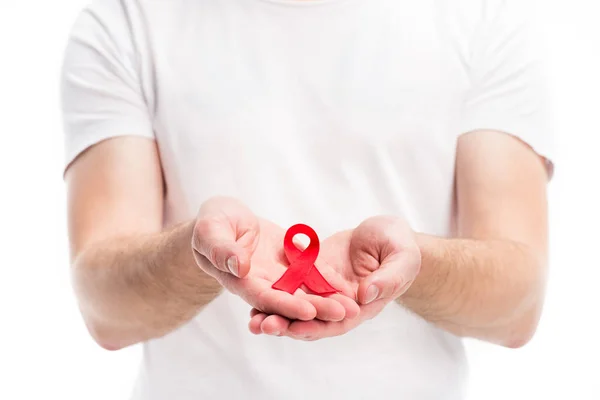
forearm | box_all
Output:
[400,234,547,347]
[72,220,222,350]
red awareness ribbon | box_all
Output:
[271,224,338,296]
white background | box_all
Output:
[0,1,598,399]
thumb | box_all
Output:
[357,250,421,305]
[350,216,421,305]
[191,197,259,278]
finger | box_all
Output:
[283,298,384,341]
[260,314,291,336]
[234,278,319,322]
[250,308,262,317]
[254,288,317,321]
[311,263,360,318]
[357,248,421,305]
[350,216,421,304]
[349,216,402,276]
[252,293,360,333]
[296,290,345,322]
[248,313,268,335]
[192,223,257,278]
[286,318,356,341]
[192,238,248,277]
[192,197,259,278]
[315,262,356,299]
[328,293,360,319]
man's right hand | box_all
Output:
[191,197,359,323]
[67,136,356,348]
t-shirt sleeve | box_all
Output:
[460,0,554,173]
[60,0,154,171]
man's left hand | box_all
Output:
[248,216,422,340]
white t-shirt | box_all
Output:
[61,0,552,398]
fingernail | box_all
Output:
[290,332,309,340]
[226,256,239,277]
[272,331,280,336]
[365,285,380,304]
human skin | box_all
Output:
[67,130,549,350]
[250,130,549,347]
[66,137,358,350]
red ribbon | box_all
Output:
[272,224,338,296]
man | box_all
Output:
[61,0,553,398]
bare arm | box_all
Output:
[67,137,221,350]
[401,131,549,347]
[68,136,353,350]
[246,131,549,346]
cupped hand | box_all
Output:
[248,216,422,340]
[191,197,359,323]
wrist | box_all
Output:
[401,233,442,303]
[158,220,223,304]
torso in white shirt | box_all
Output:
[62,0,551,398]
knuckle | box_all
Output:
[195,217,218,238]
[191,246,206,268]
[390,278,403,295]
[254,291,269,313]
[206,244,220,266]
[192,222,209,250]
[193,217,224,254]
[274,298,289,316]
[191,222,205,250]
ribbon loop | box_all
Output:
[272,224,338,296]
[283,223,319,264]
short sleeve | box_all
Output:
[460,0,554,174]
[60,0,154,171]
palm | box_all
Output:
[248,217,420,339]
[290,230,389,337]
[320,231,388,313]
[218,219,359,323]
[248,229,384,338]
[239,219,291,287]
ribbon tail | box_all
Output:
[303,265,338,296]
[271,266,305,294]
